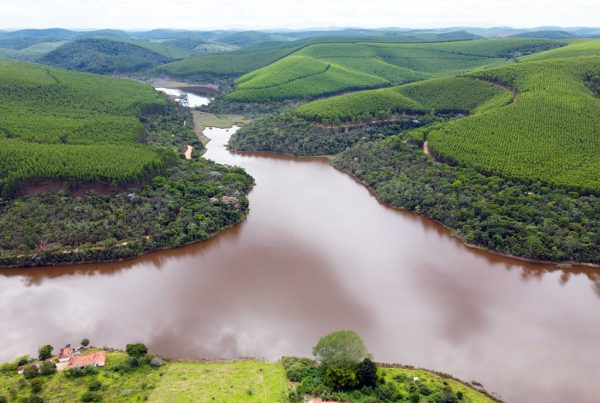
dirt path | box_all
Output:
[184,145,193,160]
[423,140,430,155]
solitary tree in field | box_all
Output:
[81,338,90,348]
[312,330,369,367]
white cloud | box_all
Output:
[0,0,599,30]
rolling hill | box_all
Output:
[39,38,190,74]
[222,38,563,102]
[155,32,495,83]
[0,59,168,196]
[283,39,600,192]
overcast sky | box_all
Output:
[1,0,599,30]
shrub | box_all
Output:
[357,358,378,387]
[23,364,38,379]
[15,356,31,367]
[312,330,369,367]
[419,383,432,395]
[38,362,56,376]
[375,382,402,402]
[30,378,44,394]
[285,364,309,382]
[88,379,103,391]
[125,343,148,358]
[38,345,53,360]
[324,365,359,391]
[65,366,98,378]
[80,391,102,402]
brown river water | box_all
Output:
[1,126,600,402]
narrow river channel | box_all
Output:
[1,92,599,402]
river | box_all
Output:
[1,94,599,402]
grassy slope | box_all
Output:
[224,38,559,102]
[0,353,161,401]
[380,367,492,403]
[0,355,493,403]
[0,59,167,194]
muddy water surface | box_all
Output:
[1,127,600,402]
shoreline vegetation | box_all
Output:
[229,113,600,267]
[0,333,499,402]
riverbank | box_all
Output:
[0,158,254,269]
[333,160,600,270]
[229,112,600,266]
[0,351,498,402]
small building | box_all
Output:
[58,345,73,363]
[68,351,106,369]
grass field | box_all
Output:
[149,360,288,402]
[0,59,169,195]
[223,38,560,102]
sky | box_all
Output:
[1,0,599,30]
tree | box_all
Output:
[125,343,148,358]
[38,345,53,360]
[357,357,378,387]
[312,330,369,367]
[23,364,38,379]
[81,338,90,348]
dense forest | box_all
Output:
[0,97,253,267]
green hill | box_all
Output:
[155,40,308,81]
[0,59,167,195]
[296,76,510,122]
[428,53,600,192]
[223,38,562,102]
[283,39,600,192]
[39,38,180,74]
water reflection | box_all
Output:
[155,87,211,107]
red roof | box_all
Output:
[58,347,73,360]
[68,351,106,368]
